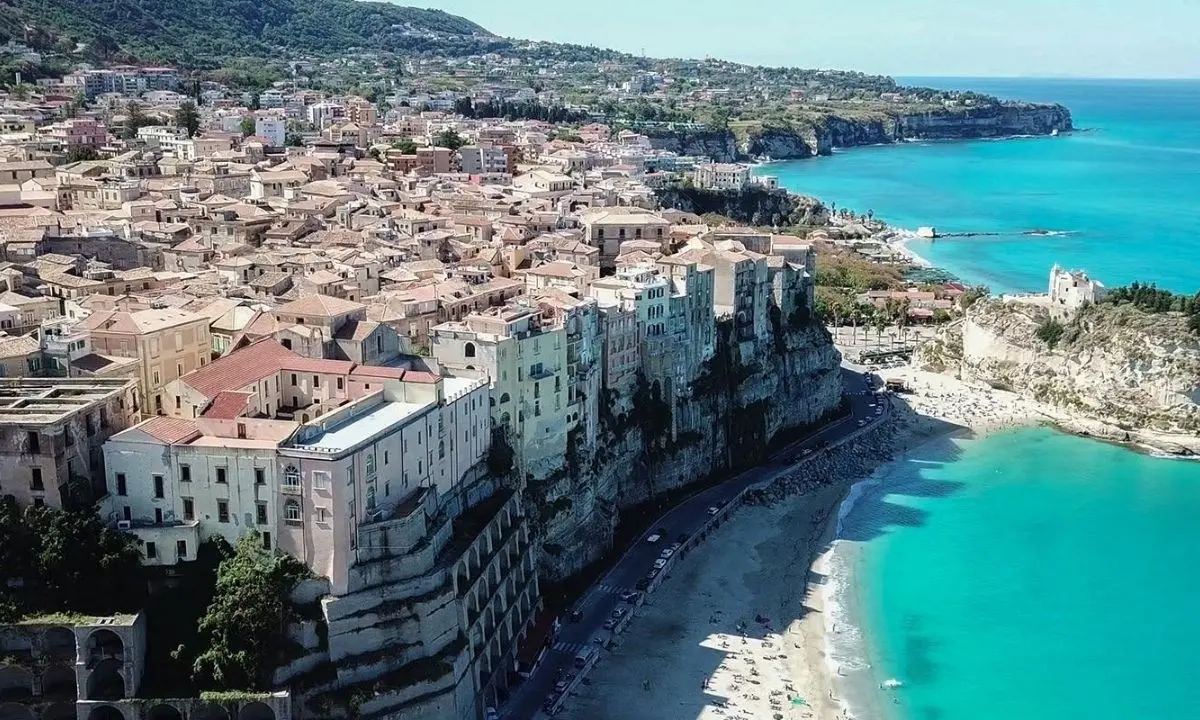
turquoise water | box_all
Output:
[833,428,1200,720]
[762,78,1200,293]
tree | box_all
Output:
[0,497,145,622]
[433,128,466,151]
[191,534,310,690]
[390,139,418,155]
[175,99,201,138]
[284,132,305,147]
[239,116,256,137]
[65,146,100,163]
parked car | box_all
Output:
[485,708,500,720]
[635,578,650,590]
[659,547,674,560]
[611,608,627,620]
[620,590,640,603]
[857,419,866,427]
[707,506,720,516]
[646,533,661,544]
[653,558,668,569]
[802,448,813,456]
[646,568,660,580]
[603,618,618,630]
[569,609,583,623]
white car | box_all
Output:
[646,533,661,543]
[857,420,866,427]
[707,506,720,516]
[659,547,674,560]
[653,558,668,569]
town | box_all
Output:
[0,55,863,720]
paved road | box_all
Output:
[503,367,887,719]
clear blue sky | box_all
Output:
[411,0,1196,79]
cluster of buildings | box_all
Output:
[0,68,821,720]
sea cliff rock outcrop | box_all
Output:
[533,317,844,578]
[916,299,1200,440]
[646,103,1074,162]
[653,184,828,226]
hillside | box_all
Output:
[0,0,499,65]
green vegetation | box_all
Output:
[0,497,145,623]
[189,534,311,691]
[176,100,201,138]
[433,129,466,151]
[1106,282,1200,334]
[1035,319,1066,348]
[453,97,588,124]
[390,139,418,155]
[0,0,494,66]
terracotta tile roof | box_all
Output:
[276,294,365,318]
[138,416,201,444]
[181,339,300,399]
[401,370,440,384]
[333,320,380,342]
[349,365,406,380]
[280,357,355,374]
[202,391,253,420]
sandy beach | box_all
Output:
[564,368,1047,720]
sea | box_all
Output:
[767,78,1200,720]
[827,429,1200,720]
[760,77,1200,294]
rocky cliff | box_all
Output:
[647,103,1074,162]
[653,184,829,226]
[533,316,844,578]
[916,299,1200,441]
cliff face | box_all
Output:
[916,299,1200,436]
[653,184,828,226]
[645,129,739,162]
[534,318,844,579]
[650,103,1073,162]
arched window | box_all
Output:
[284,501,301,522]
[283,466,300,488]
[499,392,510,404]
[464,342,476,358]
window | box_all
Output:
[155,508,163,524]
[153,475,164,498]
[146,542,157,560]
[291,373,297,386]
[123,506,131,521]
[217,500,229,523]
[33,498,44,508]
[182,497,194,520]
[383,451,389,465]
[284,466,300,488]
[262,532,271,550]
[254,467,265,485]
[181,464,191,482]
[313,375,320,388]
[439,440,445,459]
[464,341,476,358]
[216,467,227,484]
[312,471,331,490]
[176,363,183,378]
[284,501,301,523]
[27,431,39,454]
[500,392,510,404]
[316,506,329,524]
[336,377,344,390]
[30,468,43,491]
[256,502,268,525]
[116,473,127,496]
[176,540,187,560]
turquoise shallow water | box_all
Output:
[763,78,1200,293]
[832,428,1200,720]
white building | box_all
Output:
[693,162,751,190]
[255,117,286,146]
[1048,265,1107,318]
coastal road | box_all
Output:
[502,367,888,720]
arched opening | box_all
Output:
[464,342,476,358]
[43,627,76,663]
[0,631,30,661]
[499,392,510,404]
[41,702,74,720]
[86,629,124,666]
[40,664,76,699]
[0,666,31,701]
[193,703,231,720]
[86,706,125,720]
[0,703,33,720]
[148,704,184,720]
[86,658,124,700]
[239,701,276,720]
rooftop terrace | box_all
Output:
[0,378,134,425]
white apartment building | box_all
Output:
[693,162,751,190]
[432,302,569,481]
[255,117,287,146]
[136,125,189,157]
[588,262,671,339]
